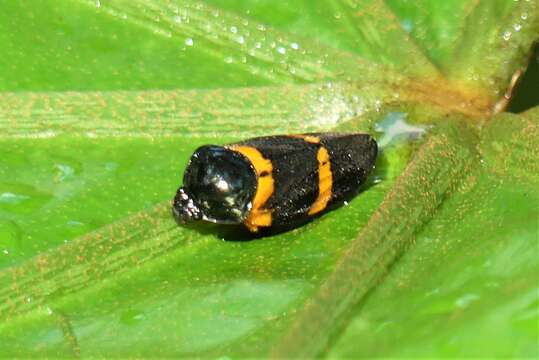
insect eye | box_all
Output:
[183,146,257,223]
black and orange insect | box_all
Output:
[172,133,377,233]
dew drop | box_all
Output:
[521,12,528,20]
[0,184,53,214]
[50,155,81,182]
[375,99,382,112]
[230,26,238,34]
[55,164,76,182]
[514,23,522,31]
[400,19,413,33]
[277,47,286,55]
[185,38,194,46]
[0,192,30,204]
[105,162,118,172]
[291,42,299,50]
[120,309,147,325]
[503,31,512,41]
[455,294,480,309]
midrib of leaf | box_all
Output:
[0,83,390,138]
[0,203,179,319]
[325,107,539,358]
[0,78,497,141]
[0,80,493,140]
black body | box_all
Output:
[172,132,378,232]
[237,133,377,226]
[235,135,319,224]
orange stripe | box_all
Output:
[308,146,332,215]
[229,145,274,232]
[289,135,333,215]
[288,134,321,144]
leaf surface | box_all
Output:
[0,0,538,357]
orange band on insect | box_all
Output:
[308,146,333,215]
[290,135,333,214]
[289,134,321,144]
[229,145,274,232]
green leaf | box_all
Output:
[327,107,539,358]
[0,0,538,357]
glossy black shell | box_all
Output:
[173,145,257,224]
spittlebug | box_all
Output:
[172,133,377,233]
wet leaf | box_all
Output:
[0,0,537,357]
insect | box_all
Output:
[172,133,377,233]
